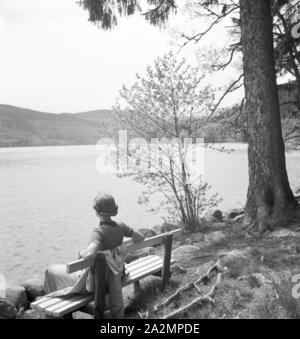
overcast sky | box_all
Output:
[0,0,240,113]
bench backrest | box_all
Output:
[67,228,182,274]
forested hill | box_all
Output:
[0,105,117,147]
[0,104,237,147]
[1,100,298,148]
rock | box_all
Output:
[21,279,45,302]
[184,237,193,245]
[219,248,254,278]
[5,286,27,310]
[173,240,182,248]
[0,298,17,319]
[160,223,177,233]
[204,231,226,245]
[150,223,177,235]
[203,210,219,222]
[172,245,201,267]
[268,229,299,239]
[239,273,272,288]
[171,264,188,274]
[211,222,227,229]
[192,241,209,250]
[125,247,155,264]
[231,214,244,224]
[192,232,205,242]
[137,228,156,239]
[189,231,222,250]
[252,273,272,286]
[21,309,41,319]
[151,224,163,235]
[212,210,223,221]
[228,208,244,219]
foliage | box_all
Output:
[79,1,300,148]
[210,96,300,149]
[180,0,300,148]
[273,0,300,80]
[112,52,221,230]
[80,0,297,75]
[78,0,177,29]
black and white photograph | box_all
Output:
[0,0,300,324]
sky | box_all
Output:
[0,0,241,113]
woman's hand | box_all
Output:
[131,231,145,243]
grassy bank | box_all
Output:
[118,218,300,319]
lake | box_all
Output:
[0,144,299,285]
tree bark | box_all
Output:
[240,0,298,229]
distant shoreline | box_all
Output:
[0,143,95,149]
[0,141,246,149]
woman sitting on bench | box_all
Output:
[44,192,145,319]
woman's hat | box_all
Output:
[93,193,118,216]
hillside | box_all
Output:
[0,105,116,147]
[68,109,117,123]
[1,100,298,148]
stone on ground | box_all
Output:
[268,229,300,239]
[204,231,226,245]
[21,279,45,302]
[219,248,256,278]
[0,298,17,319]
[138,228,156,238]
[239,273,272,288]
[173,245,201,267]
[21,309,41,319]
[210,221,227,229]
[212,210,223,221]
[5,286,27,310]
[228,208,244,219]
[160,223,178,233]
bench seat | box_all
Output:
[31,254,175,318]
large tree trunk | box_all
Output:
[240,0,298,231]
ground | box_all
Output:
[113,218,300,319]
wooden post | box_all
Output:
[94,253,106,319]
[161,233,173,291]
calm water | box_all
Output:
[0,144,299,285]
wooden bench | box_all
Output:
[31,229,182,318]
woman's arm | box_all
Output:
[79,242,99,260]
[79,228,103,260]
[79,228,144,259]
